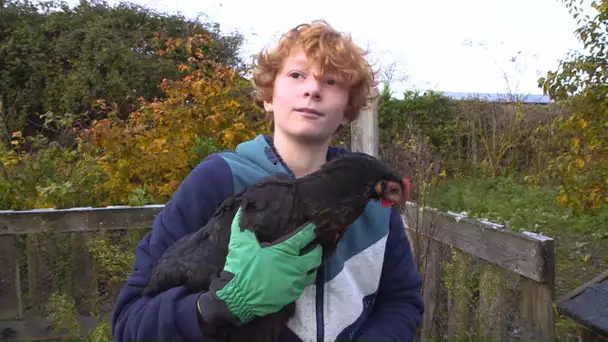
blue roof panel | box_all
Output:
[441,91,553,104]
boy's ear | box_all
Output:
[263,101,273,112]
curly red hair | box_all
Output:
[252,20,378,125]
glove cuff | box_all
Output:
[212,270,255,324]
[196,290,241,337]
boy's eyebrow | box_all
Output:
[284,55,340,79]
[288,58,313,68]
[289,59,333,73]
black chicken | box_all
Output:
[142,152,409,340]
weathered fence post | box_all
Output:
[351,86,380,157]
[0,235,23,320]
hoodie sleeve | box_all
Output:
[110,153,235,341]
[355,208,424,341]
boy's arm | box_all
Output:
[355,208,424,341]
[110,154,235,341]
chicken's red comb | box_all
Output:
[402,178,410,202]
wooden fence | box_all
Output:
[353,86,556,340]
[0,86,556,340]
[402,204,555,340]
[0,203,556,340]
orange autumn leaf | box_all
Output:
[85,34,268,204]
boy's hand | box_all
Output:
[209,207,322,324]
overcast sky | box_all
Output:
[67,0,588,97]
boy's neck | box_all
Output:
[272,132,330,178]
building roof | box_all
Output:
[556,269,608,336]
[442,91,553,104]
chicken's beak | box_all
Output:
[374,181,384,196]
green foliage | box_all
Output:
[538,0,608,213]
[86,235,136,289]
[0,12,262,336]
[0,0,605,339]
[378,87,457,153]
[0,130,107,210]
[441,249,477,340]
[430,175,607,262]
[429,175,608,340]
[46,292,81,339]
[378,85,563,180]
[79,33,266,205]
[89,320,112,341]
[431,177,582,234]
[0,0,245,136]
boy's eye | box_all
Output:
[289,72,303,79]
[326,79,336,85]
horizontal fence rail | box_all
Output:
[0,203,555,340]
[401,203,555,341]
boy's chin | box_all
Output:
[287,128,336,143]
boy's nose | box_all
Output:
[303,79,323,100]
[304,90,321,100]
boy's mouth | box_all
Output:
[294,108,324,117]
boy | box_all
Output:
[111,20,424,341]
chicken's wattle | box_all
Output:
[379,198,394,208]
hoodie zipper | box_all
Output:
[264,138,327,342]
[315,265,324,342]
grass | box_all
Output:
[428,176,608,340]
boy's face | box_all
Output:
[264,46,350,144]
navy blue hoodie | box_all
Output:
[111,134,424,341]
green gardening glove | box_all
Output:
[213,206,322,324]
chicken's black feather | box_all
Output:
[142,152,406,341]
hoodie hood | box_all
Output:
[234,134,350,178]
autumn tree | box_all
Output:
[538,0,608,213]
[80,33,268,205]
[0,0,245,141]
